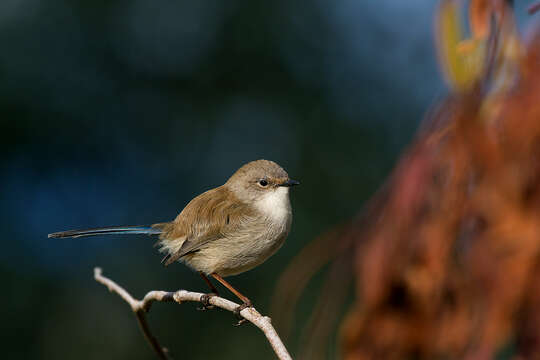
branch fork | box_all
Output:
[93,267,292,360]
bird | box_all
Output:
[48,159,299,310]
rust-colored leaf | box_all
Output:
[273,2,540,359]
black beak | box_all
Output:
[280,179,300,187]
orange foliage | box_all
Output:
[343,4,540,358]
[274,2,540,359]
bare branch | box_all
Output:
[93,267,292,360]
[94,268,172,359]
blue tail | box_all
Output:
[48,225,162,239]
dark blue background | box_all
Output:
[3,1,530,359]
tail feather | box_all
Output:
[48,225,162,239]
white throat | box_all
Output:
[255,186,291,221]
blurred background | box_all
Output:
[1,1,535,359]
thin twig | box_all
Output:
[93,267,292,360]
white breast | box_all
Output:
[255,186,291,224]
[184,186,293,277]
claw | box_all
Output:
[197,293,218,311]
[233,301,252,326]
[234,318,248,326]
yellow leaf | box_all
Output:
[436,0,484,91]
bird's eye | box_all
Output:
[258,179,268,187]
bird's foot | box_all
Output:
[197,293,218,311]
[233,300,252,326]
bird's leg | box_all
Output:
[200,272,219,294]
[210,273,251,305]
[210,273,252,325]
[198,272,218,311]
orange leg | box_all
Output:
[199,272,218,294]
[211,273,252,305]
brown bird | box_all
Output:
[49,159,299,310]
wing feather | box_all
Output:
[159,186,255,266]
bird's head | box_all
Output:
[226,159,299,203]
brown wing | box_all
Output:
[161,186,255,266]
